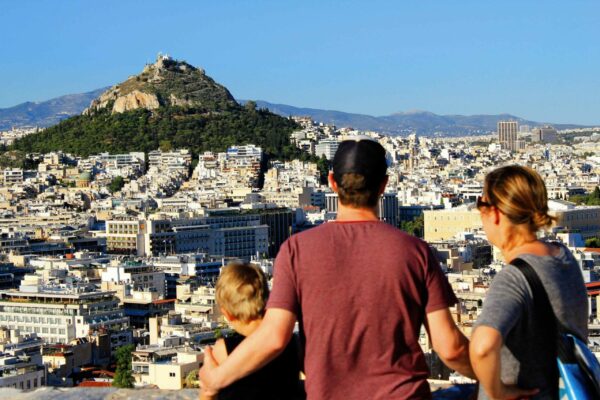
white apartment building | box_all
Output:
[315,138,339,160]
[150,254,222,277]
[106,214,269,260]
[0,353,46,390]
[0,281,129,345]
[146,215,268,259]
[97,152,145,170]
[101,261,166,301]
[105,220,147,255]
[132,345,202,389]
[226,144,262,159]
[2,169,24,185]
[175,285,220,325]
[148,149,192,172]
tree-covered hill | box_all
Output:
[12,103,301,159]
[10,56,303,160]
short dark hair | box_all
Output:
[332,139,388,208]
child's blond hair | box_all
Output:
[216,262,269,323]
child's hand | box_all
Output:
[199,346,221,398]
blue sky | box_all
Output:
[1,1,599,124]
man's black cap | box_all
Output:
[332,139,388,185]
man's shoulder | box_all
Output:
[288,221,428,247]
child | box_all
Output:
[200,262,303,400]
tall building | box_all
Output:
[325,193,339,213]
[497,121,518,151]
[245,208,294,258]
[379,193,399,228]
[531,126,558,143]
[323,192,399,227]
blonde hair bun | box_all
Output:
[484,165,555,231]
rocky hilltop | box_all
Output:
[85,55,237,114]
[11,56,301,160]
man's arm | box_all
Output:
[199,308,296,395]
[425,308,475,379]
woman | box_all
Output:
[470,165,588,399]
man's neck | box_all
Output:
[336,202,379,221]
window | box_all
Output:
[169,372,176,377]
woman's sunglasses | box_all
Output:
[476,196,492,210]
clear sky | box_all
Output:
[1,0,599,124]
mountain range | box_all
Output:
[0,88,107,131]
[0,78,588,136]
[244,101,586,136]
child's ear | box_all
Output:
[221,308,236,322]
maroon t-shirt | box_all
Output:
[267,221,457,400]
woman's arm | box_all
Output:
[470,326,538,399]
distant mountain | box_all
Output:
[244,100,587,136]
[11,56,300,159]
[1,84,588,136]
[0,88,107,131]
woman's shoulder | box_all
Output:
[516,241,579,276]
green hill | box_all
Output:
[11,56,301,160]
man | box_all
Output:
[200,139,474,399]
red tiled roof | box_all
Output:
[77,381,112,387]
[153,298,177,305]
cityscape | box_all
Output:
[1,2,600,399]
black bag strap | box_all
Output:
[511,258,579,361]
[510,258,561,387]
[513,258,600,398]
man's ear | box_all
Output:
[378,175,389,196]
[328,172,339,193]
